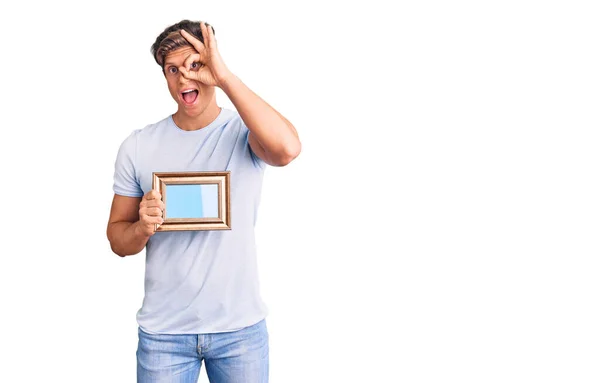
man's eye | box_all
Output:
[191,62,199,69]
[169,67,177,74]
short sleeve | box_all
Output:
[113,130,144,197]
[243,125,267,170]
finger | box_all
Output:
[146,190,161,200]
[199,22,207,48]
[179,29,205,52]
[205,22,215,48]
[182,52,202,71]
[178,65,198,81]
[142,214,164,224]
[142,206,162,216]
[143,199,165,210]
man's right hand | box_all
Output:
[137,190,165,237]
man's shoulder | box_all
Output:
[121,115,171,142]
[223,107,240,120]
[140,115,172,135]
[223,108,252,134]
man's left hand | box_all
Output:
[178,22,233,88]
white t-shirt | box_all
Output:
[113,107,268,334]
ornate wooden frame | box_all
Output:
[152,171,231,231]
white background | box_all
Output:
[1,0,599,382]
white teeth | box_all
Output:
[182,89,196,94]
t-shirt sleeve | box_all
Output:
[113,130,144,197]
[243,125,267,170]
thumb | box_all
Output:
[179,66,195,80]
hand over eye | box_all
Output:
[178,22,232,88]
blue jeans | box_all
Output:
[136,319,269,383]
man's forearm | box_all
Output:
[219,74,300,160]
[108,221,151,257]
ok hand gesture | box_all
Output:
[178,22,233,88]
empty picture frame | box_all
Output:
[152,171,231,231]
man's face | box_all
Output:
[163,47,214,116]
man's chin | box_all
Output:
[179,101,202,114]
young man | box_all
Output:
[106,19,300,382]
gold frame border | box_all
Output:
[151,171,231,231]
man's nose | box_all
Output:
[178,71,187,83]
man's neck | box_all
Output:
[172,102,221,132]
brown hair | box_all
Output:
[150,19,215,68]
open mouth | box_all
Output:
[181,89,199,105]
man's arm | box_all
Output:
[177,22,300,167]
[219,74,301,167]
[107,191,164,257]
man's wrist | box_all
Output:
[133,220,152,239]
[217,71,239,91]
